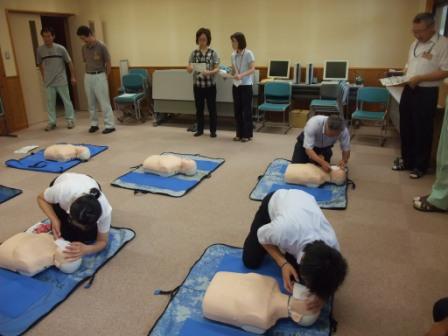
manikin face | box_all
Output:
[412,21,435,43]
[41,32,55,46]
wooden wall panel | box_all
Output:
[0,76,28,133]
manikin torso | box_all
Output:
[44,144,91,162]
[142,155,197,177]
[0,232,82,276]
[202,272,321,334]
[285,163,346,187]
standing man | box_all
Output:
[76,26,116,134]
[291,115,351,172]
[393,12,448,179]
[37,27,76,131]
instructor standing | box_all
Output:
[393,13,448,178]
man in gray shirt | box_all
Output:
[76,25,115,134]
[37,27,76,131]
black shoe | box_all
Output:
[102,128,116,134]
[210,133,217,138]
[409,169,424,179]
[194,132,203,137]
[89,126,99,133]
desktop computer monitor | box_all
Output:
[323,60,349,81]
[268,60,290,79]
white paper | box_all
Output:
[192,63,207,73]
[14,145,39,154]
[380,76,408,87]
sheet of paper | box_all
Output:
[14,145,39,154]
[192,63,207,73]
[380,76,409,87]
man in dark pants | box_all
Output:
[242,189,347,311]
[393,12,448,179]
[291,115,351,173]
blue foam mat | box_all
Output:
[250,159,349,209]
[111,152,225,197]
[0,226,135,336]
[5,144,108,173]
[149,244,333,336]
[0,185,22,204]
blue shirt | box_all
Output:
[303,115,351,151]
[231,49,255,86]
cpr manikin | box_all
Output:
[0,232,82,276]
[202,272,321,334]
[142,155,197,177]
[285,163,346,187]
[44,144,91,162]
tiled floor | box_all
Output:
[0,112,446,336]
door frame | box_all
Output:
[5,9,79,110]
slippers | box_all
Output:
[413,196,445,212]
[409,169,424,179]
[392,157,407,171]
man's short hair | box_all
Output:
[40,27,55,36]
[326,115,345,132]
[77,25,92,37]
[196,27,211,46]
[413,12,435,27]
[300,240,348,300]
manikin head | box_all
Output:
[299,241,348,301]
[40,27,55,47]
[324,115,345,138]
[76,146,91,161]
[329,166,346,185]
[412,12,436,43]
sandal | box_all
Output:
[392,157,406,171]
[413,196,445,212]
[241,138,250,142]
[413,194,429,202]
[233,137,241,141]
[409,169,424,179]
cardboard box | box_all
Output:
[289,109,309,128]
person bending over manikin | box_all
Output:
[142,155,197,177]
[0,232,82,276]
[203,272,321,334]
[285,163,346,188]
[44,144,91,162]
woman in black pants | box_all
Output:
[230,32,255,142]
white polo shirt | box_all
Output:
[44,173,112,233]
[406,33,448,87]
[257,189,340,264]
[303,115,351,151]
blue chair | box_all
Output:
[114,73,148,122]
[350,87,390,146]
[309,81,349,119]
[258,81,292,134]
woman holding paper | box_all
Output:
[187,28,220,137]
[231,32,255,142]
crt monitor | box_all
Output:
[268,60,290,79]
[323,60,349,81]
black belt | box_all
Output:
[86,71,104,75]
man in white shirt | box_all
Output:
[291,115,351,173]
[393,12,448,179]
[242,189,347,308]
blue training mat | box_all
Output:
[0,185,22,204]
[148,244,333,336]
[4,144,108,173]
[0,226,135,336]
[111,152,225,197]
[250,158,351,210]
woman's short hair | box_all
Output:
[196,27,211,46]
[230,32,247,50]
